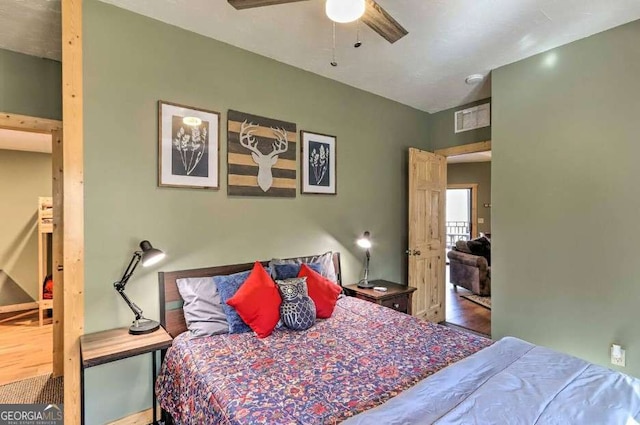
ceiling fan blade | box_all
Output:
[227,0,309,10]
[361,0,408,44]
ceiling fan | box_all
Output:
[227,0,408,44]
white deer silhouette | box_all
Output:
[239,120,289,192]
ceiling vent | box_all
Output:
[455,102,491,133]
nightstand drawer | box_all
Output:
[381,295,408,313]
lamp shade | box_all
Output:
[139,240,165,267]
[326,0,365,23]
[357,231,372,249]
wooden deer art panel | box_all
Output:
[227,110,297,197]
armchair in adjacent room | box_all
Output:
[447,237,491,296]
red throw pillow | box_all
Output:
[298,263,342,319]
[226,262,281,338]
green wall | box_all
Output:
[447,162,491,235]
[83,1,430,422]
[0,49,61,120]
[492,20,640,377]
[429,98,491,150]
[0,149,52,300]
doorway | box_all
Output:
[0,115,63,398]
[435,142,491,336]
[0,129,54,386]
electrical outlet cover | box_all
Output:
[611,347,626,367]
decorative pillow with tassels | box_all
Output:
[275,277,316,331]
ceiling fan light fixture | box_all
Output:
[326,0,365,24]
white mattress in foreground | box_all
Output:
[345,337,640,425]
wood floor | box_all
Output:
[0,309,52,386]
[445,274,491,336]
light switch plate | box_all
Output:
[478,218,485,224]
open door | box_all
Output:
[408,148,446,322]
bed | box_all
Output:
[156,253,640,424]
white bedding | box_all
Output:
[345,337,640,424]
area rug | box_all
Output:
[460,293,491,310]
[0,374,63,404]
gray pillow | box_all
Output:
[176,277,229,338]
[269,251,337,283]
[276,277,316,331]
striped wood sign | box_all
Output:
[227,110,297,197]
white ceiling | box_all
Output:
[1,1,639,112]
[447,150,491,164]
[0,129,52,154]
[98,0,640,113]
[0,0,61,61]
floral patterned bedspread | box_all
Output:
[156,296,492,425]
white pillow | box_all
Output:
[310,251,338,283]
[269,251,338,283]
[176,277,229,338]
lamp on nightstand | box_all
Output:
[113,240,166,335]
[357,231,374,289]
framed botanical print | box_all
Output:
[300,130,336,195]
[158,101,220,189]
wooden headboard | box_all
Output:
[158,253,342,338]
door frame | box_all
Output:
[0,113,61,134]
[436,141,490,327]
[446,184,479,239]
[434,140,491,157]
[0,113,64,378]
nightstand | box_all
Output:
[80,326,173,425]
[343,280,417,315]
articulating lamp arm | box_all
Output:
[117,290,144,321]
[113,251,145,321]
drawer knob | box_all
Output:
[393,303,400,309]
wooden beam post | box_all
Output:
[62,0,84,423]
[52,129,64,377]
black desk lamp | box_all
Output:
[113,240,165,335]
[357,231,374,288]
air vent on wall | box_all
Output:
[455,103,491,133]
